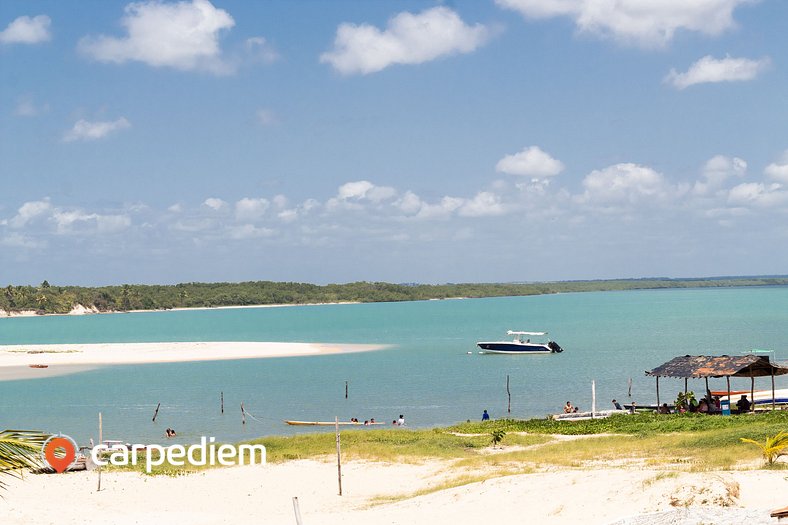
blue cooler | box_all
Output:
[721,400,730,415]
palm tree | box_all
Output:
[0,430,50,491]
[740,431,788,465]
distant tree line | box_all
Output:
[1,277,787,315]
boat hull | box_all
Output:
[477,342,553,354]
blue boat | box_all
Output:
[477,330,563,354]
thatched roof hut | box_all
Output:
[645,355,788,410]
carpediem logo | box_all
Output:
[92,437,266,473]
[41,434,79,473]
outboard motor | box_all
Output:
[548,341,563,353]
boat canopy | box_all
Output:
[507,330,546,336]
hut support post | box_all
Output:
[704,377,709,397]
[655,376,660,407]
[750,376,755,413]
[772,368,776,411]
[684,378,687,395]
[726,376,731,413]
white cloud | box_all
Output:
[0,15,51,45]
[495,146,564,178]
[458,192,506,217]
[496,0,751,47]
[9,199,51,228]
[14,95,49,117]
[203,198,228,211]
[0,232,45,249]
[235,197,269,221]
[168,203,183,213]
[228,224,275,239]
[63,117,130,142]
[245,36,278,64]
[337,181,397,202]
[52,210,131,234]
[78,0,235,74]
[728,182,788,208]
[693,155,746,195]
[320,6,491,75]
[665,55,770,89]
[578,163,672,207]
[765,151,788,183]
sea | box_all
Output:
[1,287,787,446]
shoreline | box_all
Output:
[0,341,388,381]
[0,301,364,319]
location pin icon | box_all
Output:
[44,437,76,473]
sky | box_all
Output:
[1,0,787,286]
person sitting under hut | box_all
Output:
[736,395,752,413]
[698,399,709,413]
[658,403,670,414]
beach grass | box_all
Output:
[102,412,787,477]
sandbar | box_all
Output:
[0,341,387,381]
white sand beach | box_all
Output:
[0,342,386,381]
[3,458,786,524]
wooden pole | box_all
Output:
[221,392,224,414]
[772,368,776,411]
[292,496,303,525]
[704,377,709,397]
[656,376,660,408]
[627,377,632,398]
[506,375,511,414]
[241,402,246,425]
[750,376,755,413]
[335,416,342,496]
[152,402,160,423]
[684,377,688,395]
[726,376,731,414]
[591,380,596,418]
[345,380,348,400]
[97,412,102,492]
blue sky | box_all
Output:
[1,0,787,285]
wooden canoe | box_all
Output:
[284,420,385,426]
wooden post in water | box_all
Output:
[335,417,342,496]
[152,402,160,423]
[345,380,348,400]
[292,496,303,525]
[506,375,511,414]
[221,392,224,414]
[97,412,102,492]
[241,402,246,425]
[627,377,632,398]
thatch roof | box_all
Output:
[645,355,788,379]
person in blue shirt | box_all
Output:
[482,409,490,421]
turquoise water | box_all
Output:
[1,287,787,445]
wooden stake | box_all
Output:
[335,416,342,496]
[751,375,755,413]
[591,380,596,418]
[656,376,660,408]
[241,402,246,425]
[506,375,511,414]
[345,380,348,400]
[292,496,303,525]
[97,412,102,492]
[627,377,632,398]
[221,392,224,414]
[152,402,160,423]
[726,376,731,414]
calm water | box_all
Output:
[1,287,787,445]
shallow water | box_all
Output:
[1,287,786,445]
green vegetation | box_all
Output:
[105,412,786,478]
[2,276,787,315]
[740,431,788,465]
[0,430,49,490]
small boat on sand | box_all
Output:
[552,409,628,421]
[477,331,563,354]
[28,364,49,368]
[284,420,385,426]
